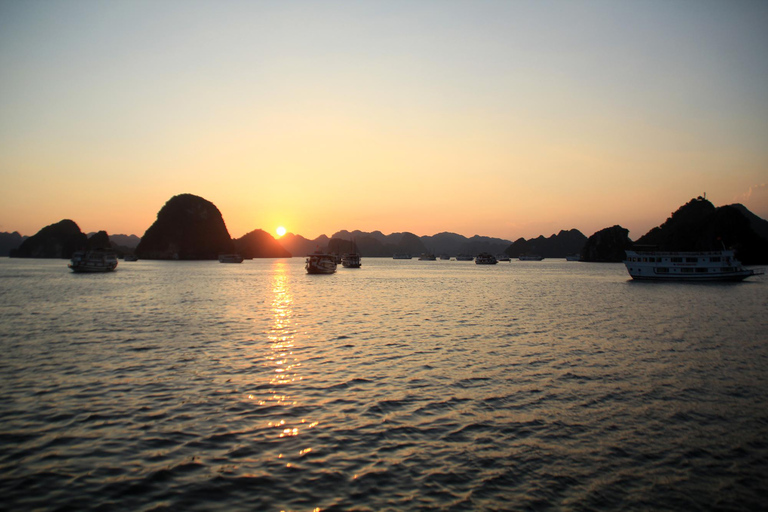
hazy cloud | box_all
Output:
[739,184,768,217]
[740,183,766,201]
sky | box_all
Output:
[1,0,767,242]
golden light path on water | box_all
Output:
[256,261,318,476]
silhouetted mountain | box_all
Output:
[728,204,768,240]
[86,232,139,256]
[234,229,292,258]
[634,197,768,264]
[110,234,141,249]
[635,197,715,250]
[352,235,389,256]
[136,194,234,260]
[319,234,383,256]
[420,233,511,256]
[332,230,390,246]
[328,238,355,255]
[396,232,427,255]
[86,231,111,250]
[421,232,469,254]
[505,229,587,258]
[278,233,330,257]
[87,232,141,249]
[464,236,508,255]
[0,231,27,256]
[330,230,408,256]
[329,230,512,257]
[506,238,529,257]
[581,225,633,262]
[9,220,87,258]
[322,230,429,256]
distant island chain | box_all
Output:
[2,194,767,266]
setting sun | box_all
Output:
[276,226,287,237]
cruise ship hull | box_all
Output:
[623,250,762,282]
[626,269,756,282]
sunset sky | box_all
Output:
[1,0,767,242]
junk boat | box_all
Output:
[69,249,118,273]
[219,254,244,263]
[306,251,337,274]
[341,241,362,268]
[623,250,763,281]
[341,253,361,268]
[475,253,498,265]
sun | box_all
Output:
[276,226,287,237]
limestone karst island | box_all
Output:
[3,194,768,265]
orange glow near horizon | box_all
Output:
[1,2,767,242]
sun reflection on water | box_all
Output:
[256,261,318,455]
[267,263,298,404]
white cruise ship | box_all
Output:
[623,250,763,281]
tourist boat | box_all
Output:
[496,254,511,262]
[393,254,412,260]
[623,250,764,281]
[456,254,474,261]
[341,253,361,268]
[418,253,437,261]
[566,254,581,261]
[519,255,544,261]
[219,254,244,263]
[123,254,138,262]
[341,241,362,268]
[306,251,337,274]
[475,253,498,265]
[68,249,118,273]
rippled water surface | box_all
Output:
[1,257,767,511]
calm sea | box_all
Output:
[1,257,767,511]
